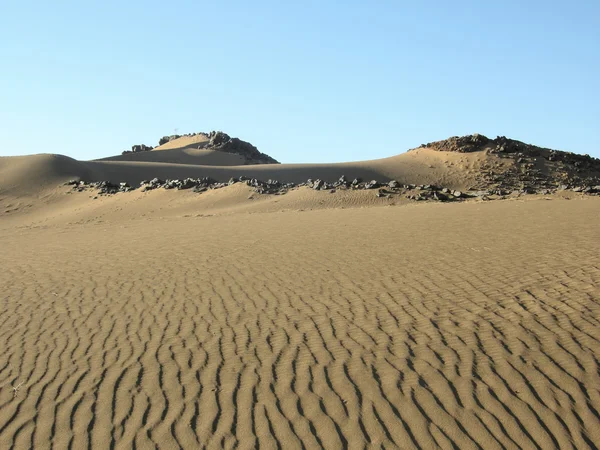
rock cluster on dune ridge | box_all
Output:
[121,144,154,155]
[205,131,280,165]
[67,134,600,201]
[156,131,280,165]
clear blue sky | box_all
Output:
[1,1,598,163]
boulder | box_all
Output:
[131,144,153,153]
[208,131,231,147]
[179,178,197,190]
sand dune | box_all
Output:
[1,197,599,448]
[1,146,493,192]
[1,135,599,448]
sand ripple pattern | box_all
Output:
[1,200,600,449]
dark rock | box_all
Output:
[131,144,153,153]
[159,135,181,146]
[179,178,197,190]
[313,179,325,190]
[208,131,231,147]
[433,192,450,202]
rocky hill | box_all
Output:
[415,134,600,193]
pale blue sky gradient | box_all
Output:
[1,0,598,162]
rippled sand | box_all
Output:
[1,197,600,449]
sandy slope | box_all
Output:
[1,196,599,449]
[97,148,249,166]
[152,134,211,151]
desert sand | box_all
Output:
[1,135,599,449]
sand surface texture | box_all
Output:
[1,196,599,449]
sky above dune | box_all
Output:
[1,0,598,163]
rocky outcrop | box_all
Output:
[122,144,153,155]
[155,131,279,164]
[417,134,600,193]
[418,134,492,153]
[204,131,280,164]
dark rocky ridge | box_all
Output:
[66,175,600,203]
